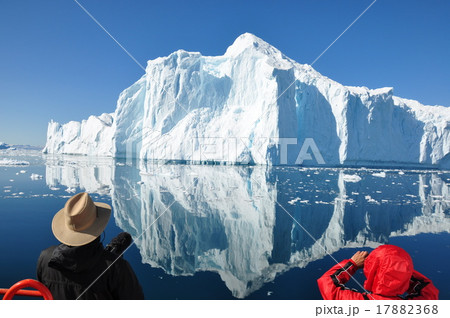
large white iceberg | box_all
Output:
[43,33,450,168]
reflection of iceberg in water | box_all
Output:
[45,155,114,195]
[45,156,449,298]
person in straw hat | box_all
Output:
[36,192,144,299]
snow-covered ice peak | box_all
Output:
[225,33,293,69]
[225,33,270,56]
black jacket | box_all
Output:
[36,238,144,300]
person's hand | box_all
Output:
[351,251,369,268]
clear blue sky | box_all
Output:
[1,0,449,146]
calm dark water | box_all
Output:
[0,153,449,299]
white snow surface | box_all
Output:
[43,33,450,168]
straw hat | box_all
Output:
[52,192,111,246]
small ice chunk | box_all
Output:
[342,174,361,182]
[288,197,301,205]
[20,170,26,174]
[30,174,43,180]
[372,172,386,178]
[365,195,380,205]
[65,187,76,193]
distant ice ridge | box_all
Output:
[0,158,30,166]
[43,33,450,168]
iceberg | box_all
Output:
[44,113,114,156]
[43,33,450,168]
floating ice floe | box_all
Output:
[342,174,362,183]
[65,187,76,193]
[372,172,387,178]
